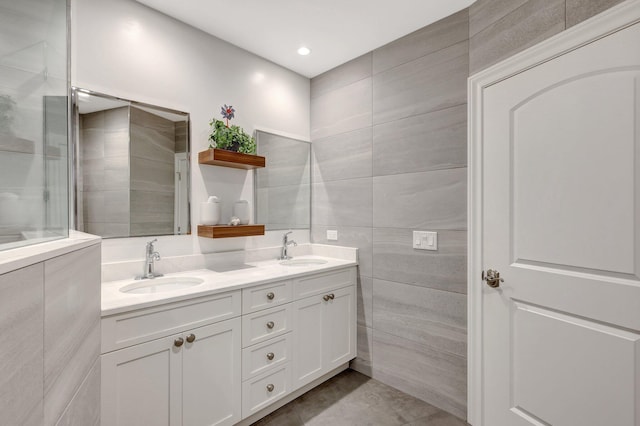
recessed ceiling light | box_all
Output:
[297,47,311,56]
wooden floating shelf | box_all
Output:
[198,148,265,170]
[197,224,265,239]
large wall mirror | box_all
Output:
[71,88,190,238]
[255,130,310,230]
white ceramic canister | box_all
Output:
[200,196,221,225]
[233,200,250,225]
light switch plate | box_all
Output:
[413,231,437,251]
[327,230,338,241]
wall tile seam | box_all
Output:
[311,127,373,145]
[310,53,373,99]
[469,0,568,53]
[369,276,468,297]
[371,36,470,78]
[468,0,549,42]
[370,298,468,333]
[371,165,468,179]
[468,2,517,38]
[310,123,373,143]
[312,173,374,184]
[370,328,468,365]
[368,325,468,361]
[371,167,468,183]
[310,76,373,101]
[309,74,374,105]
[43,329,101,420]
[371,101,468,128]
[371,225,469,232]
[53,356,100,426]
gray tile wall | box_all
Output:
[0,263,44,426]
[310,0,625,419]
[310,10,469,419]
[80,107,130,238]
[0,243,101,426]
[256,131,311,230]
[469,0,625,74]
[130,106,176,237]
[44,244,101,425]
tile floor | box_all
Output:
[251,369,469,426]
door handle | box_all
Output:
[483,269,504,288]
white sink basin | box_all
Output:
[279,258,328,266]
[120,277,205,294]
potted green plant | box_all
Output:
[208,104,256,154]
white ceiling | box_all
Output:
[134,0,475,78]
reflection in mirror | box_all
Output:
[255,131,310,231]
[71,88,190,238]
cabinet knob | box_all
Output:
[266,321,275,329]
[329,293,335,300]
[266,292,275,300]
[174,337,184,347]
[323,295,330,301]
[266,352,275,360]
[186,334,196,343]
[266,384,275,392]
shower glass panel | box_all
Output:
[0,0,69,250]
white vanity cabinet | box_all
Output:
[101,264,357,425]
[291,268,357,389]
[240,280,294,418]
[239,266,357,418]
[101,291,242,426]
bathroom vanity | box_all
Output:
[100,255,357,425]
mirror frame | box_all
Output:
[70,87,191,238]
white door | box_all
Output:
[182,318,241,426]
[474,8,640,426]
[101,334,182,426]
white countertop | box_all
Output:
[101,255,357,317]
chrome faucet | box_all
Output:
[279,231,297,260]
[136,239,163,280]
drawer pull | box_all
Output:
[266,352,275,360]
[186,334,196,343]
[266,292,275,300]
[174,337,184,347]
[266,384,275,392]
[266,321,275,329]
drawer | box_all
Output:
[293,267,356,299]
[242,280,293,313]
[242,363,291,418]
[101,290,241,353]
[242,332,292,380]
[242,304,292,348]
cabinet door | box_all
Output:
[182,317,241,426]
[102,335,182,426]
[323,286,356,370]
[292,295,324,389]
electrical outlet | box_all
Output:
[327,229,338,241]
[413,231,437,251]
